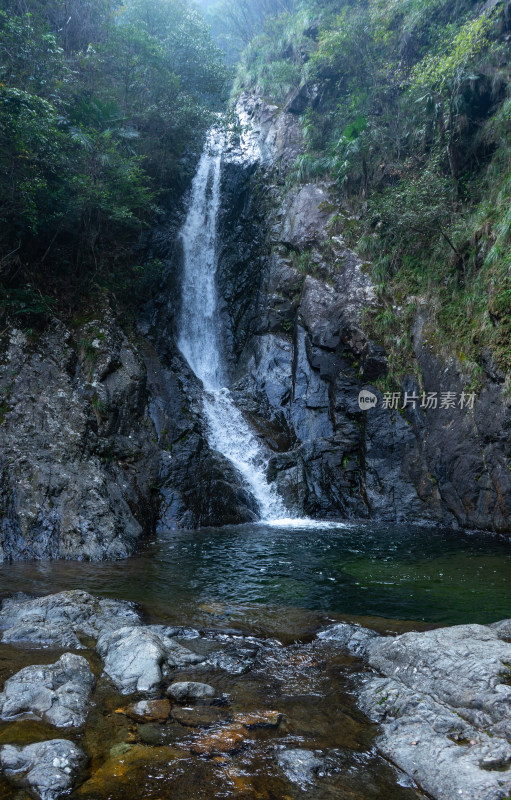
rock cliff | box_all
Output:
[0,312,160,561]
[216,93,511,530]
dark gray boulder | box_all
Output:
[0,653,94,728]
[0,739,86,800]
[0,590,141,648]
[96,625,203,694]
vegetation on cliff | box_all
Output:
[0,0,227,325]
[3,0,510,389]
[224,0,511,388]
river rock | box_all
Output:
[189,723,247,757]
[277,749,324,785]
[206,635,260,675]
[0,590,141,648]
[119,699,171,723]
[167,681,217,703]
[171,705,232,727]
[317,622,379,656]
[0,739,87,800]
[96,625,203,694]
[0,653,94,728]
[358,621,511,800]
[149,625,200,640]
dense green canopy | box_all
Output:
[0,0,227,317]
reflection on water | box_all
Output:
[0,522,510,626]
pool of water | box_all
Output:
[0,522,510,800]
[1,522,510,627]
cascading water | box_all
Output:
[177,131,288,521]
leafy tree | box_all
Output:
[0,0,227,320]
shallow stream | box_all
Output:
[1,522,510,799]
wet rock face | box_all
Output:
[407,326,511,533]
[235,92,302,170]
[0,739,87,800]
[0,313,161,562]
[0,590,141,648]
[0,653,94,728]
[0,287,260,557]
[218,93,511,530]
[139,307,260,531]
[280,184,334,252]
[219,105,425,521]
[321,619,511,800]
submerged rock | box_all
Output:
[277,748,324,786]
[0,739,86,800]
[355,620,511,800]
[171,705,233,727]
[235,710,282,729]
[0,590,141,649]
[96,625,203,694]
[119,699,171,723]
[0,653,94,728]
[189,723,247,757]
[206,635,260,674]
[167,681,217,703]
[75,743,186,796]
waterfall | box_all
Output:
[177,131,288,522]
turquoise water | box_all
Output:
[1,522,510,626]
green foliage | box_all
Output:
[0,0,227,318]
[233,0,511,384]
[0,284,55,328]
[233,9,313,101]
[410,13,495,94]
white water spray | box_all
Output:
[177,132,288,521]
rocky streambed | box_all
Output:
[0,589,510,800]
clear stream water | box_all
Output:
[1,525,510,799]
[1,523,510,628]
